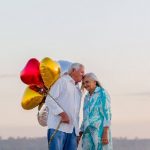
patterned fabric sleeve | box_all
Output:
[101,89,112,127]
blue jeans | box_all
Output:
[47,128,77,150]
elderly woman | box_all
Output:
[79,73,113,150]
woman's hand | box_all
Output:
[77,131,83,146]
[102,127,109,145]
[77,136,81,146]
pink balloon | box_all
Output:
[20,58,44,87]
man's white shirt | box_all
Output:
[45,74,82,136]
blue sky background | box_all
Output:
[0,0,150,139]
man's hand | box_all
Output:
[59,112,70,124]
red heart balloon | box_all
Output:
[20,58,44,87]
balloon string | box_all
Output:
[37,87,64,112]
[45,92,65,112]
[48,120,61,146]
[45,91,64,148]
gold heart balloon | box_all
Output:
[40,57,61,89]
[20,57,61,110]
[21,86,44,110]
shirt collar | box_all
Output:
[65,74,81,91]
[65,74,76,85]
[87,86,101,96]
[94,86,101,93]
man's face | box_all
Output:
[73,66,85,83]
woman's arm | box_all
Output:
[101,89,111,145]
[101,89,111,127]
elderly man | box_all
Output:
[45,63,85,150]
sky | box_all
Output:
[0,0,150,139]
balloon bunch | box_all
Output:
[20,57,61,110]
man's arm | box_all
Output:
[45,78,70,124]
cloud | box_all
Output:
[112,92,150,97]
[0,74,17,78]
[123,92,150,97]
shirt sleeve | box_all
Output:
[101,89,112,127]
[45,78,64,115]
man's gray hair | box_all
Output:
[68,63,84,74]
[84,72,102,87]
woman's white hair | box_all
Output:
[84,72,101,87]
[68,63,84,74]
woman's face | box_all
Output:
[82,76,96,92]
